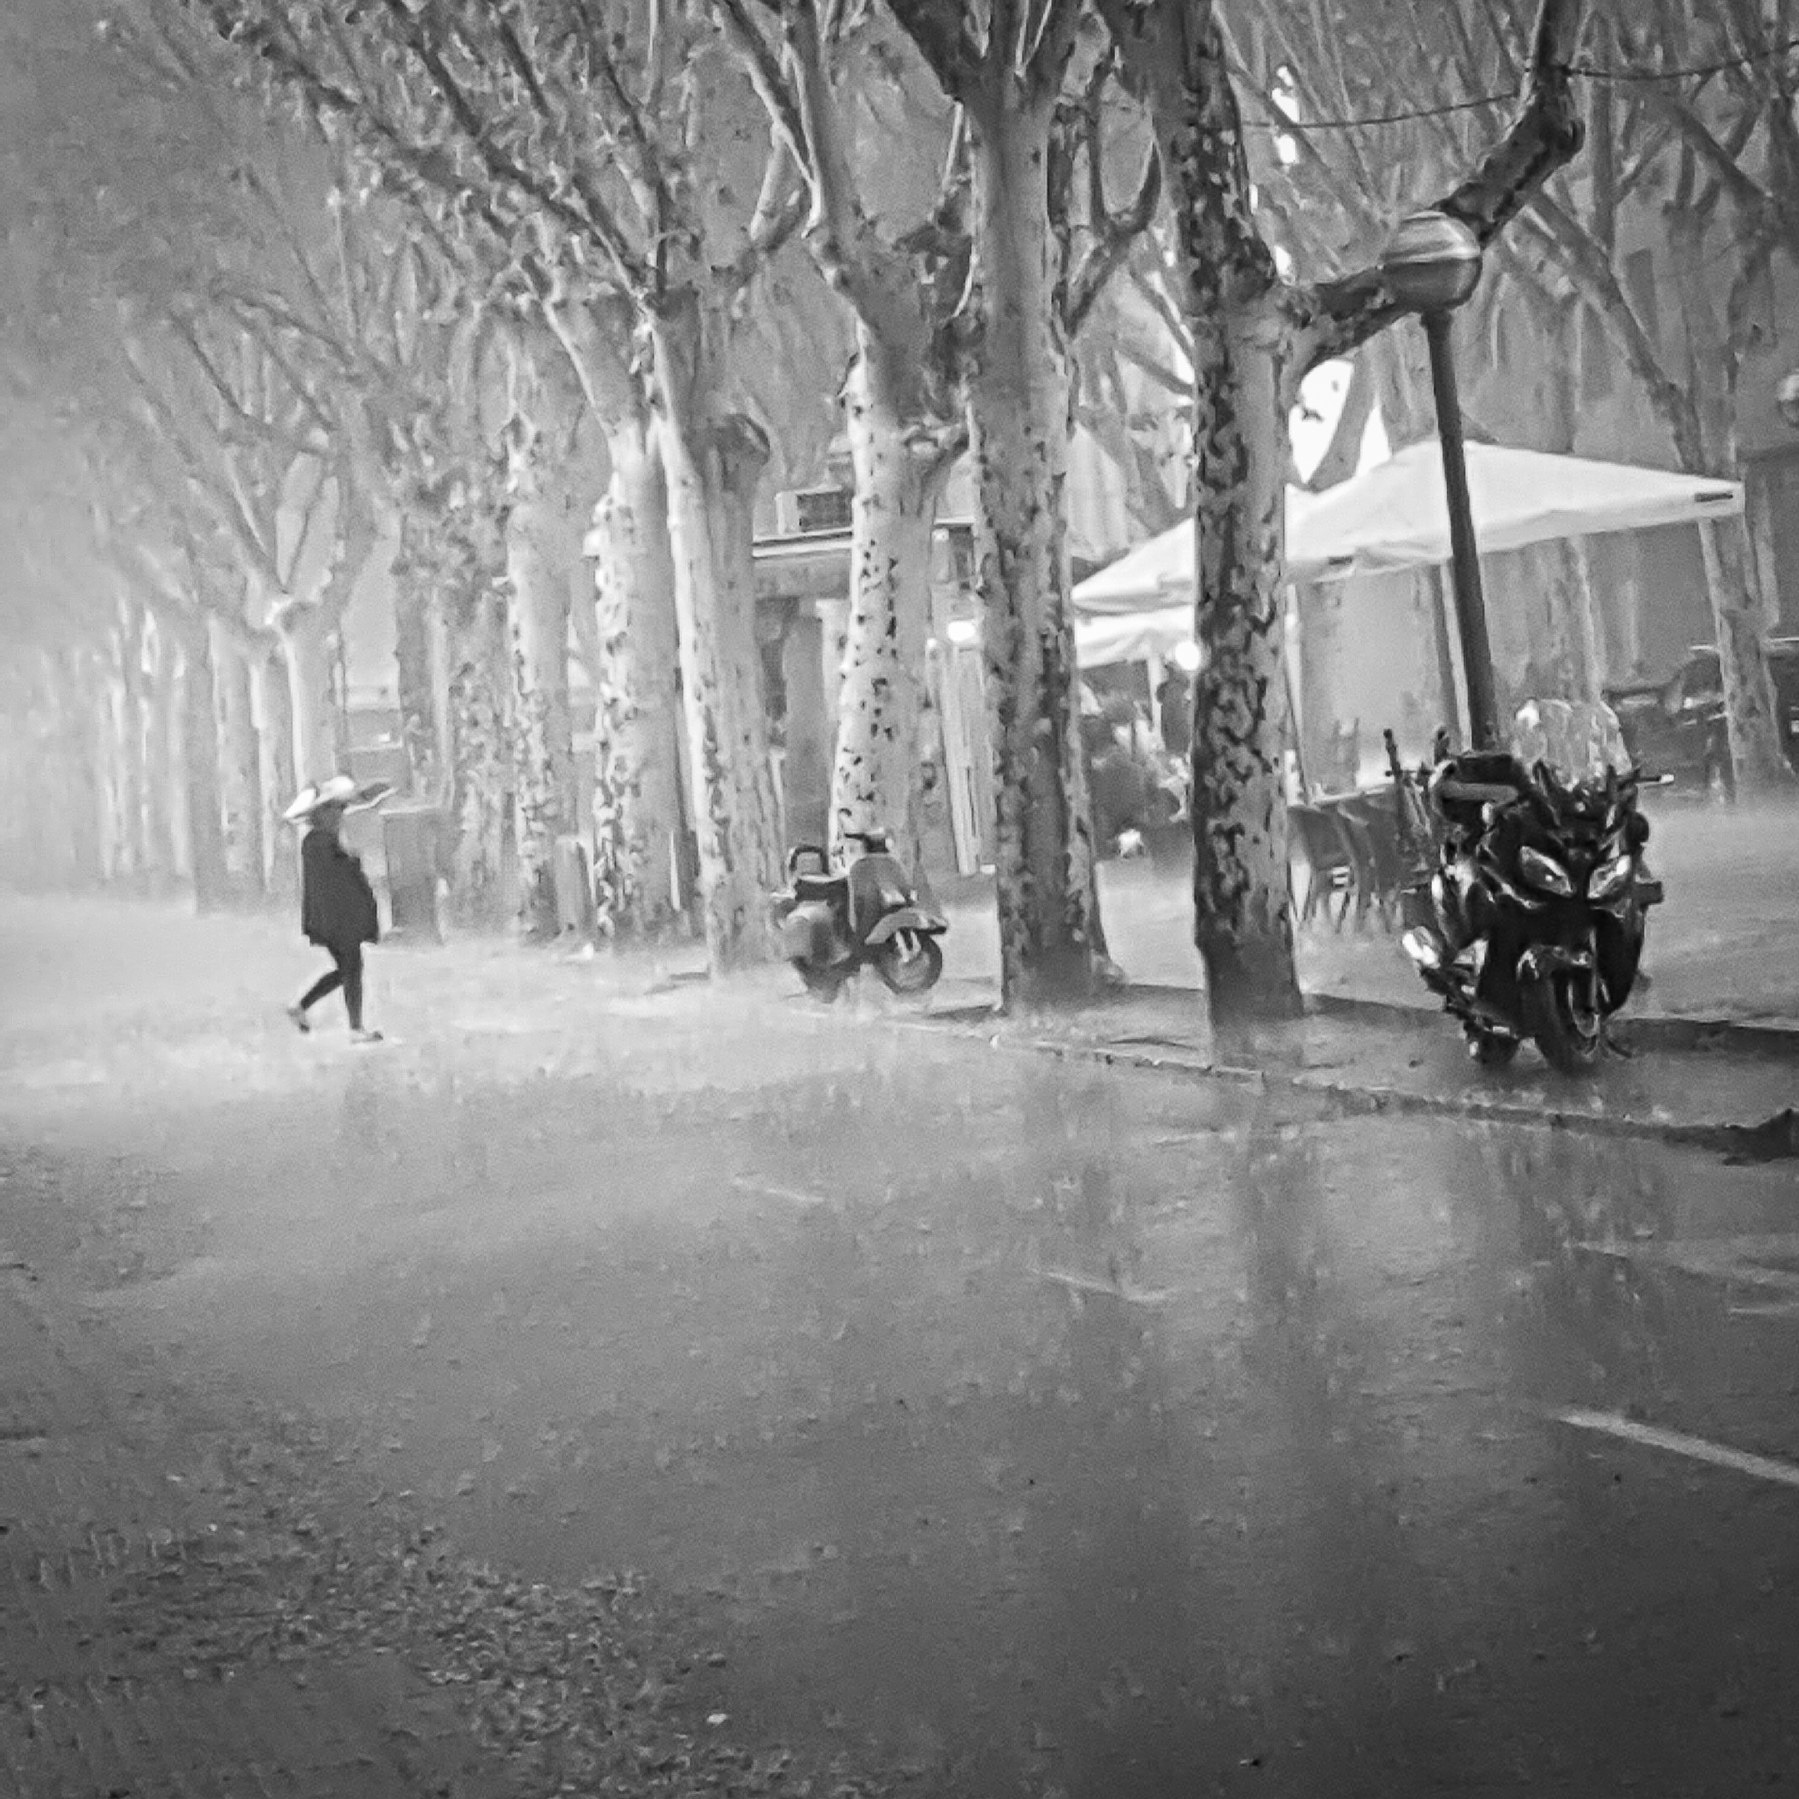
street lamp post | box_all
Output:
[1380,210,1500,750]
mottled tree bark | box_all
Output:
[114,606,152,888]
[830,341,955,859]
[257,648,299,905]
[545,294,687,942]
[95,647,128,885]
[391,514,443,798]
[268,484,380,797]
[779,609,832,847]
[273,599,338,790]
[1100,0,1588,1031]
[1699,517,1787,787]
[63,647,105,889]
[649,299,783,970]
[589,415,685,937]
[143,613,182,892]
[502,334,589,942]
[446,583,512,932]
[1664,215,1790,795]
[210,618,266,904]
[175,610,231,913]
[963,93,1108,1008]
[1184,305,1307,1023]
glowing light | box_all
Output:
[946,619,979,647]
[1172,640,1202,673]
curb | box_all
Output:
[901,991,1792,1160]
[1049,977,1799,1067]
[1302,987,1799,1064]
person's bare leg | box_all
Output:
[341,946,382,1043]
[290,963,344,1033]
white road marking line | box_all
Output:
[1574,1236,1799,1297]
[1036,1267,1177,1306]
[1550,1406,1799,1491]
[730,1177,835,1210]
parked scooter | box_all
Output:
[770,831,948,1001]
[1390,704,1663,1073]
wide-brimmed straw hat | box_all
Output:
[283,773,393,823]
[282,774,357,822]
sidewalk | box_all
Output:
[941,795,1799,1039]
[909,978,1799,1156]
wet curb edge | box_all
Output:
[897,985,1793,1158]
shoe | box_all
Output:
[286,1005,311,1035]
[350,1028,384,1045]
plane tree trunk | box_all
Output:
[446,546,513,933]
[961,85,1109,1008]
[881,0,1118,1007]
[589,413,685,937]
[257,646,298,906]
[173,609,231,913]
[211,617,266,905]
[1664,212,1791,795]
[1183,305,1307,1024]
[1099,0,1588,1034]
[501,330,590,942]
[648,296,783,971]
[830,337,957,860]
[548,293,690,940]
[391,507,446,798]
[143,612,182,892]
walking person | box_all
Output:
[283,775,384,1042]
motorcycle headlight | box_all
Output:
[1519,846,1575,897]
[1589,853,1634,900]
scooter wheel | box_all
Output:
[875,932,944,995]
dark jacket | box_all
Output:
[301,827,380,950]
[1090,747,1155,841]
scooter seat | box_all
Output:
[1434,778,1520,807]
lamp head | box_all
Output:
[1379,209,1484,313]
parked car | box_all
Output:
[1604,638,1799,796]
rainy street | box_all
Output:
[14,0,1799,1791]
[4,899,1799,1797]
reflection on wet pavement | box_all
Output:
[14,1015,1799,1795]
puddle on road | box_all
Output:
[8,1036,1799,1793]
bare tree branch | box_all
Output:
[1301,0,1586,371]
[882,0,989,107]
[1065,134,1161,337]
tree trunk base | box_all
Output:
[1198,938,1306,1045]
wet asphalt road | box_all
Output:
[4,937,1798,1799]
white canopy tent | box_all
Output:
[1073,487,1330,619]
[1072,440,1745,668]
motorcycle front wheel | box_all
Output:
[1523,971,1605,1074]
[875,931,944,995]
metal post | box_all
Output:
[1423,309,1501,749]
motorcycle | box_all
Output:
[1389,701,1664,1074]
[770,831,948,1002]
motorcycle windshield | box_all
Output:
[1510,697,1632,785]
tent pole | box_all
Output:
[1283,628,1310,803]
[1427,565,1464,746]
